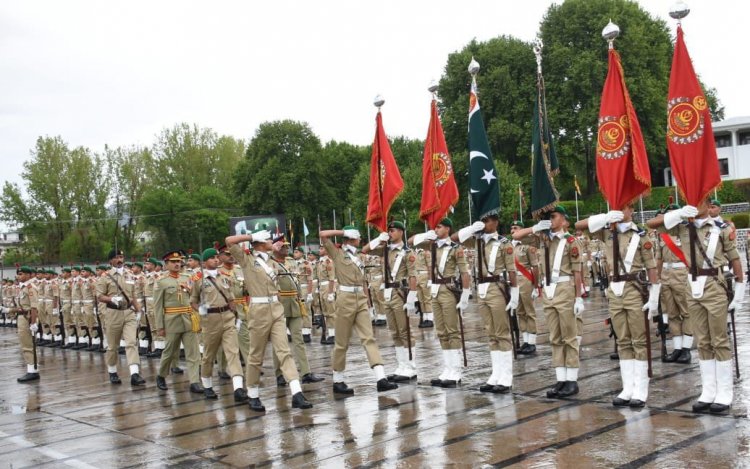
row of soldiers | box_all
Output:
[2,197,743,414]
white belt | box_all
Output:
[663,262,686,270]
[73,300,82,304]
[83,300,94,304]
[44,299,53,303]
[339,285,364,293]
[251,295,278,304]
[145,296,153,301]
[371,275,383,280]
[417,271,428,275]
[548,276,570,284]
[319,281,330,286]
[300,283,308,288]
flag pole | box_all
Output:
[518,183,523,223]
[639,195,645,225]
[303,217,308,254]
[333,209,337,244]
[575,188,579,222]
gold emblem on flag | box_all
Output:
[667,96,705,144]
[379,160,386,189]
[432,152,452,187]
[597,115,630,159]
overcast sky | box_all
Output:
[1,0,747,196]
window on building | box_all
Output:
[715,133,732,148]
[718,158,729,176]
[739,130,750,146]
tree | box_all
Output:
[107,145,154,253]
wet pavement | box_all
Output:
[0,289,748,468]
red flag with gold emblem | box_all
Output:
[667,26,720,207]
[596,48,651,210]
[366,110,404,232]
[419,99,459,229]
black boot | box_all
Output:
[610,352,620,360]
[233,388,248,403]
[692,400,711,413]
[628,399,646,408]
[675,349,692,364]
[276,375,287,387]
[156,376,167,390]
[292,392,313,409]
[546,381,565,398]
[171,367,184,375]
[479,383,495,392]
[662,349,680,363]
[218,371,231,380]
[204,387,218,400]
[377,378,398,392]
[301,373,324,384]
[490,385,510,394]
[303,334,311,343]
[557,381,579,398]
[189,383,205,394]
[248,397,265,412]
[146,349,162,358]
[130,373,146,386]
[709,403,730,414]
[333,382,354,395]
[17,372,40,383]
[109,373,122,384]
[612,397,630,407]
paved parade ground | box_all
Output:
[0,290,748,468]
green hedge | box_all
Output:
[730,213,749,229]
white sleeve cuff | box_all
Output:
[588,213,607,233]
[663,210,682,230]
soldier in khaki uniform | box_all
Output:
[71,267,87,349]
[218,247,251,362]
[317,246,337,342]
[411,217,471,388]
[455,215,519,393]
[80,266,101,351]
[649,199,744,414]
[47,271,62,347]
[514,206,584,398]
[59,268,76,348]
[96,249,146,386]
[654,203,693,364]
[271,238,324,385]
[143,258,163,357]
[362,220,419,382]
[365,254,387,326]
[510,220,540,354]
[577,205,659,407]
[293,247,314,342]
[575,230,592,297]
[414,247,434,328]
[318,225,398,395]
[154,250,203,394]
[2,266,40,381]
[226,229,313,412]
[190,248,246,402]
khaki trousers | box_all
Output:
[201,311,242,378]
[383,291,412,348]
[37,301,48,335]
[17,314,35,366]
[416,273,432,313]
[273,316,311,377]
[477,283,511,352]
[609,282,647,361]
[104,309,140,368]
[245,302,298,387]
[516,274,537,334]
[82,302,97,337]
[543,282,579,368]
[688,278,731,361]
[661,268,691,336]
[61,301,74,335]
[332,290,383,371]
[432,287,461,350]
[159,328,200,384]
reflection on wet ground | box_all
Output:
[0,289,747,467]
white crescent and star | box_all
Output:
[469,150,488,161]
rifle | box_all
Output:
[723,273,740,379]
[94,300,105,352]
[55,295,66,347]
[141,278,154,352]
[654,301,669,361]
[315,282,328,341]
[606,317,618,358]
[634,275,653,378]
[431,240,467,366]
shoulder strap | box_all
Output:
[106,273,131,305]
[205,276,232,306]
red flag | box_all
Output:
[667,26,720,207]
[596,48,651,210]
[366,110,404,232]
[419,99,459,229]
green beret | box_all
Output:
[202,248,219,261]
[709,199,721,207]
[47,269,56,275]
[387,221,405,230]
[310,251,320,258]
[438,217,453,228]
[189,253,202,261]
[108,248,124,260]
[36,268,44,274]
[480,213,499,221]
[146,257,160,265]
[294,246,304,253]
[510,219,525,228]
[551,205,568,216]
[134,262,144,268]
[62,267,72,273]
[71,266,81,272]
[124,262,133,267]
[96,264,108,271]
[83,266,94,274]
[17,266,34,274]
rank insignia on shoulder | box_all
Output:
[566,236,575,244]
[408,255,416,262]
[729,231,736,241]
[571,246,580,258]
[643,241,653,250]
[506,247,514,255]
[528,246,537,254]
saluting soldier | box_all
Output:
[226,229,313,412]
[648,199,744,413]
[577,205,659,407]
[410,217,471,388]
[154,250,203,394]
[2,266,40,382]
[96,249,146,386]
[455,215,519,393]
[362,221,419,382]
[513,206,584,398]
[510,219,541,354]
[218,246,251,362]
[317,225,397,395]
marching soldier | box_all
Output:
[318,225,398,394]
[96,249,146,386]
[218,246,251,362]
[60,267,76,348]
[575,229,592,297]
[454,215,519,393]
[577,205,659,407]
[708,199,723,223]
[293,247,314,343]
[1,266,40,382]
[143,258,163,357]
[410,218,471,388]
[513,206,584,398]
[190,248,247,402]
[271,238,324,385]
[654,202,693,364]
[317,245,337,342]
[71,266,87,349]
[648,199,743,413]
[510,219,540,355]
[414,246,435,328]
[226,229,313,412]
[154,250,203,394]
[47,270,62,347]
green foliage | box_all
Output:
[730,179,750,203]
[731,213,749,229]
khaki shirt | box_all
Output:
[323,238,366,287]
[154,273,194,332]
[316,256,336,292]
[272,256,301,317]
[59,278,72,301]
[96,268,137,311]
[463,234,515,277]
[591,223,656,276]
[414,238,468,282]
[656,226,684,264]
[190,272,234,308]
[16,281,38,312]
[80,277,96,301]
[229,245,280,298]
[671,219,739,269]
[71,276,82,301]
[538,231,583,281]
[368,243,417,285]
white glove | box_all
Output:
[457,288,471,310]
[327,293,335,302]
[642,283,661,320]
[729,282,746,312]
[306,293,313,303]
[343,228,360,239]
[506,286,519,311]
[135,312,142,323]
[251,229,272,242]
[574,297,584,317]
[532,220,552,233]
[413,230,437,246]
[404,290,418,314]
[679,205,698,219]
[368,232,390,250]
[198,304,208,316]
[110,296,123,307]
[424,230,437,241]
[606,210,624,224]
[52,308,59,316]
[29,323,38,334]
[531,287,539,300]
[458,221,486,243]
[235,318,242,331]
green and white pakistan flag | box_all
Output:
[468,76,500,220]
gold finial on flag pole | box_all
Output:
[602,20,620,50]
